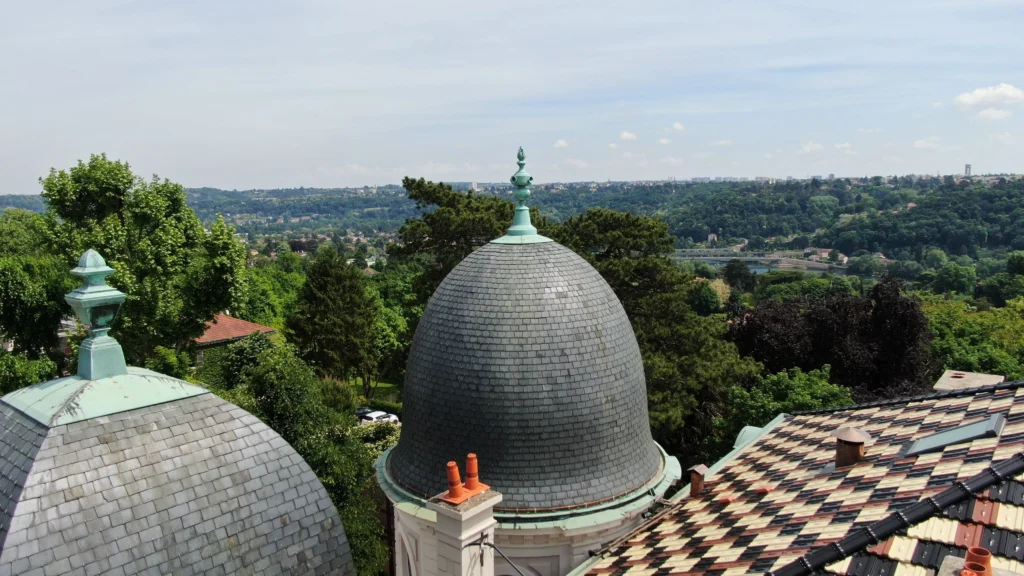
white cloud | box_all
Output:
[553,139,568,148]
[955,83,1024,109]
[620,131,637,141]
[912,136,941,149]
[932,102,944,109]
[764,152,773,160]
[978,108,1012,121]
[692,152,712,160]
[672,122,685,131]
[657,138,671,145]
[798,141,823,154]
[857,128,883,133]
[622,152,647,160]
[608,143,618,149]
[835,142,856,155]
[660,156,683,166]
[711,139,733,147]
[992,132,1016,145]
[563,158,589,168]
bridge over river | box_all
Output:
[673,250,836,272]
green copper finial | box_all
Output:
[65,249,127,379]
[508,146,534,233]
[491,147,552,244]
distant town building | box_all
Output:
[965,164,972,177]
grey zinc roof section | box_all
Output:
[0,404,48,553]
[0,393,354,576]
[389,241,662,511]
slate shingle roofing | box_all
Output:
[585,381,1024,576]
[389,240,663,511]
[0,393,355,576]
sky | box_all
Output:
[2,0,1024,192]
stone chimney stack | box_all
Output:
[426,456,502,576]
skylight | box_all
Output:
[904,414,1006,457]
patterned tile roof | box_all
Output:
[195,314,275,346]
[585,382,1024,576]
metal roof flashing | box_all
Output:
[376,443,681,531]
[1,367,208,427]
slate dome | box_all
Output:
[388,239,663,511]
[0,251,355,576]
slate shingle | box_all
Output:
[389,241,663,510]
[0,394,355,575]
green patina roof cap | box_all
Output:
[491,147,552,244]
[1,249,207,426]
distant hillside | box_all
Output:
[7,177,1024,261]
[0,195,44,212]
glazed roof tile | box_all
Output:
[585,382,1024,576]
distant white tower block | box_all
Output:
[965,164,972,176]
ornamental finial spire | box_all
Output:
[506,146,536,236]
[491,147,552,244]
[65,250,127,379]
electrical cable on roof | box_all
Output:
[465,534,529,576]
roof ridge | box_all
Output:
[790,379,1024,416]
[767,450,1024,576]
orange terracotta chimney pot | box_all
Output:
[965,547,992,576]
[963,562,987,576]
[465,453,480,491]
[446,461,464,499]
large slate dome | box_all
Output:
[388,240,663,511]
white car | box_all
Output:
[359,410,399,425]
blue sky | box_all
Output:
[2,0,1023,191]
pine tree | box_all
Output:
[286,247,379,382]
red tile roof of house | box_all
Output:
[195,314,275,346]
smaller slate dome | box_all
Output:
[0,251,355,576]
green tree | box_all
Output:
[924,248,949,269]
[0,255,74,358]
[1007,251,1024,276]
[286,247,378,382]
[392,178,540,302]
[718,365,851,440]
[0,209,49,256]
[144,346,191,379]
[353,241,369,269]
[0,351,57,394]
[723,259,756,292]
[979,273,1024,307]
[687,281,721,315]
[219,331,275,389]
[41,154,245,361]
[932,262,977,295]
[847,255,885,276]
[923,297,1024,380]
